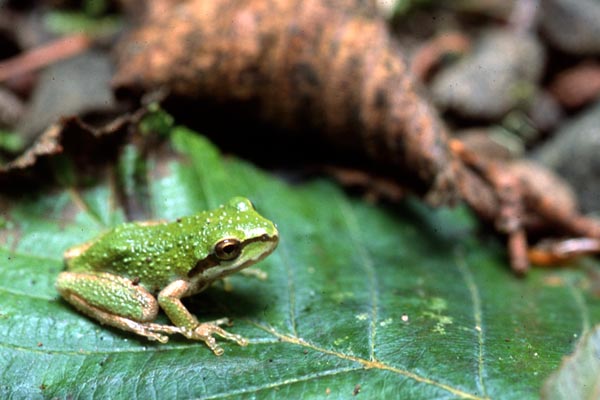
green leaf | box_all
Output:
[1,127,599,399]
[0,130,25,153]
[542,324,600,399]
[44,11,122,37]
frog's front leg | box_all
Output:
[56,271,183,343]
[158,280,248,355]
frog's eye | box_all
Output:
[214,238,242,260]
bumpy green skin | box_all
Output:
[66,197,277,292]
[56,197,278,351]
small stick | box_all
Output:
[0,34,91,83]
[411,32,471,81]
[529,238,600,266]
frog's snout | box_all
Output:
[261,233,278,242]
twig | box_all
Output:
[0,34,91,83]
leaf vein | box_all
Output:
[68,188,106,227]
[338,199,378,361]
[455,250,488,398]
[177,132,216,209]
[0,335,281,356]
[235,182,298,335]
[1,249,62,263]
[201,366,362,399]
[251,322,487,400]
[277,241,298,336]
[0,286,54,301]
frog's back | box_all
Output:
[65,222,192,286]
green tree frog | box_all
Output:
[56,197,278,355]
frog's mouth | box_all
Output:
[230,233,279,272]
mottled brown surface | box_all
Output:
[112,0,600,272]
[113,0,458,204]
[451,137,600,271]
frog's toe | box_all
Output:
[146,332,169,343]
[229,333,248,347]
[204,337,225,356]
[203,319,248,345]
[211,317,231,327]
[192,320,248,354]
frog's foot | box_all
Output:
[183,318,248,356]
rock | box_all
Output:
[540,0,600,55]
[431,29,544,120]
[0,87,24,128]
[534,101,600,213]
[456,127,523,160]
[17,50,116,142]
[526,90,563,133]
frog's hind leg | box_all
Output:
[63,241,94,262]
[56,271,182,342]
